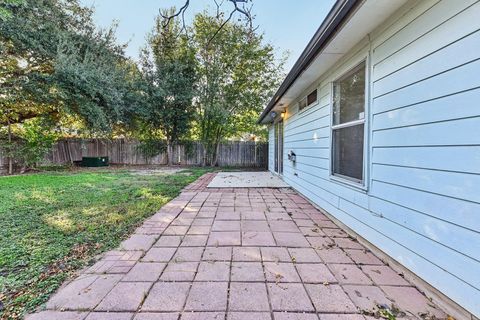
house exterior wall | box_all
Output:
[276,0,480,316]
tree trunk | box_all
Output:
[7,120,13,175]
[211,141,220,167]
[166,142,172,166]
[210,129,222,167]
[202,143,208,167]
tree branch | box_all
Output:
[159,0,190,28]
[161,0,254,43]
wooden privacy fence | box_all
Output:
[0,139,269,169]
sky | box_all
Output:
[79,0,336,71]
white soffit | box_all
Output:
[273,0,409,112]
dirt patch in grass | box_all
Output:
[129,168,188,176]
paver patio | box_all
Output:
[27,173,448,320]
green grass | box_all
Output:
[0,168,210,319]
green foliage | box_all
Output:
[181,139,197,158]
[1,0,80,124]
[136,138,167,160]
[18,119,58,168]
[0,168,210,318]
[0,118,58,171]
[0,0,143,133]
[0,0,25,21]
[1,1,285,168]
[137,8,197,164]
[191,12,285,165]
[54,27,143,133]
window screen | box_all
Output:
[332,124,364,181]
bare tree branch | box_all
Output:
[161,0,254,44]
[159,0,190,28]
[213,0,225,17]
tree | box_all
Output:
[191,12,284,166]
[0,0,144,173]
[0,0,25,20]
[160,0,253,42]
[138,9,197,165]
[0,117,59,171]
[0,0,141,133]
[53,27,141,134]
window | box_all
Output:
[307,89,317,105]
[299,89,318,111]
[332,61,366,183]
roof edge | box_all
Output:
[258,0,360,124]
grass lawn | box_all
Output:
[0,167,210,319]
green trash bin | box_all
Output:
[81,157,109,167]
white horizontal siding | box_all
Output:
[370,180,480,233]
[373,58,480,115]
[372,146,480,174]
[373,29,480,97]
[372,88,480,131]
[284,163,370,209]
[373,0,479,80]
[284,116,330,140]
[369,196,480,261]
[372,164,480,204]
[372,116,480,147]
[284,139,330,149]
[276,0,480,316]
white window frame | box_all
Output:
[329,58,369,190]
[273,117,284,176]
[298,88,319,113]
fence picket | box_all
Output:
[0,139,268,172]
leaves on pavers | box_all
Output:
[274,273,284,284]
[361,303,407,320]
[324,242,337,249]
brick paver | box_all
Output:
[86,312,134,320]
[185,282,229,311]
[267,283,314,312]
[329,264,374,285]
[28,172,449,320]
[231,262,265,282]
[232,247,261,261]
[95,282,152,311]
[141,282,190,312]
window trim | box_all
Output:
[329,58,369,190]
[298,88,319,113]
[331,118,364,130]
[273,117,284,176]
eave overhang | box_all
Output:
[258,0,409,124]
